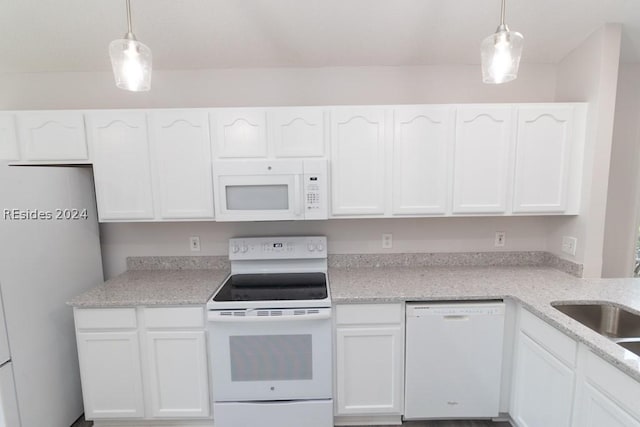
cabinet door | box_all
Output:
[511,333,575,427]
[271,108,326,157]
[17,111,88,162]
[335,326,403,415]
[211,109,267,158]
[513,105,574,213]
[574,382,640,427]
[392,106,453,215]
[453,106,513,214]
[0,114,19,161]
[77,331,145,419]
[331,108,386,216]
[88,112,155,221]
[146,331,210,418]
[149,110,214,219]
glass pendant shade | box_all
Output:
[481,28,523,84]
[109,37,152,92]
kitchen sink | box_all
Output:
[618,340,640,356]
[551,302,640,339]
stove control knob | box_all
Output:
[307,243,315,252]
[231,245,240,254]
[241,245,249,253]
[316,243,324,252]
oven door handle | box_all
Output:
[208,312,331,322]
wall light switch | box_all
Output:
[190,236,201,252]
[495,231,506,247]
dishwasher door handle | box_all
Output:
[443,315,469,321]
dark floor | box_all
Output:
[378,422,510,427]
[71,416,510,427]
[71,416,92,427]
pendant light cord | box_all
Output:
[500,0,506,26]
[125,0,134,37]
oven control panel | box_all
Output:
[229,236,327,260]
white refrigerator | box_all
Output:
[0,162,104,427]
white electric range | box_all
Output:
[206,236,333,427]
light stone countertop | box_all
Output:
[68,264,640,382]
[329,265,640,382]
[67,269,230,307]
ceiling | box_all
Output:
[1,0,639,73]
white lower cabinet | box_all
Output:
[334,304,404,425]
[76,330,145,419]
[146,330,210,418]
[511,308,577,427]
[511,333,576,427]
[74,306,210,422]
[572,348,640,427]
[575,382,640,427]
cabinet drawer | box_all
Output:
[143,307,204,329]
[520,308,577,368]
[584,350,640,419]
[336,304,402,325]
[75,308,137,330]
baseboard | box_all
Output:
[493,412,517,426]
[93,420,214,427]
[334,414,402,425]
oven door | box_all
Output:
[213,160,305,222]
[208,308,332,401]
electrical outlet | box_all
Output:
[382,233,393,249]
[562,236,577,256]
[190,236,201,252]
[494,231,506,247]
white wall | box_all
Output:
[602,63,640,277]
[0,64,564,279]
[101,217,556,279]
[0,64,557,110]
[551,24,622,278]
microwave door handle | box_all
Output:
[293,175,302,217]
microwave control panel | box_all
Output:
[303,159,328,220]
[304,174,326,219]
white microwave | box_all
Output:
[212,159,328,221]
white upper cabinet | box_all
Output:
[88,111,155,221]
[512,105,578,213]
[149,110,214,220]
[270,108,326,157]
[453,106,513,214]
[211,109,267,158]
[17,111,89,162]
[392,106,453,215]
[0,114,19,161]
[331,108,387,216]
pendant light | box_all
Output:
[480,0,523,84]
[109,0,152,92]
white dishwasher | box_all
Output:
[404,301,505,420]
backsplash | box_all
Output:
[127,251,583,277]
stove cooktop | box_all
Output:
[213,272,328,302]
[208,236,331,310]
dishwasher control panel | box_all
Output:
[406,302,505,317]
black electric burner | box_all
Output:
[213,272,328,302]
